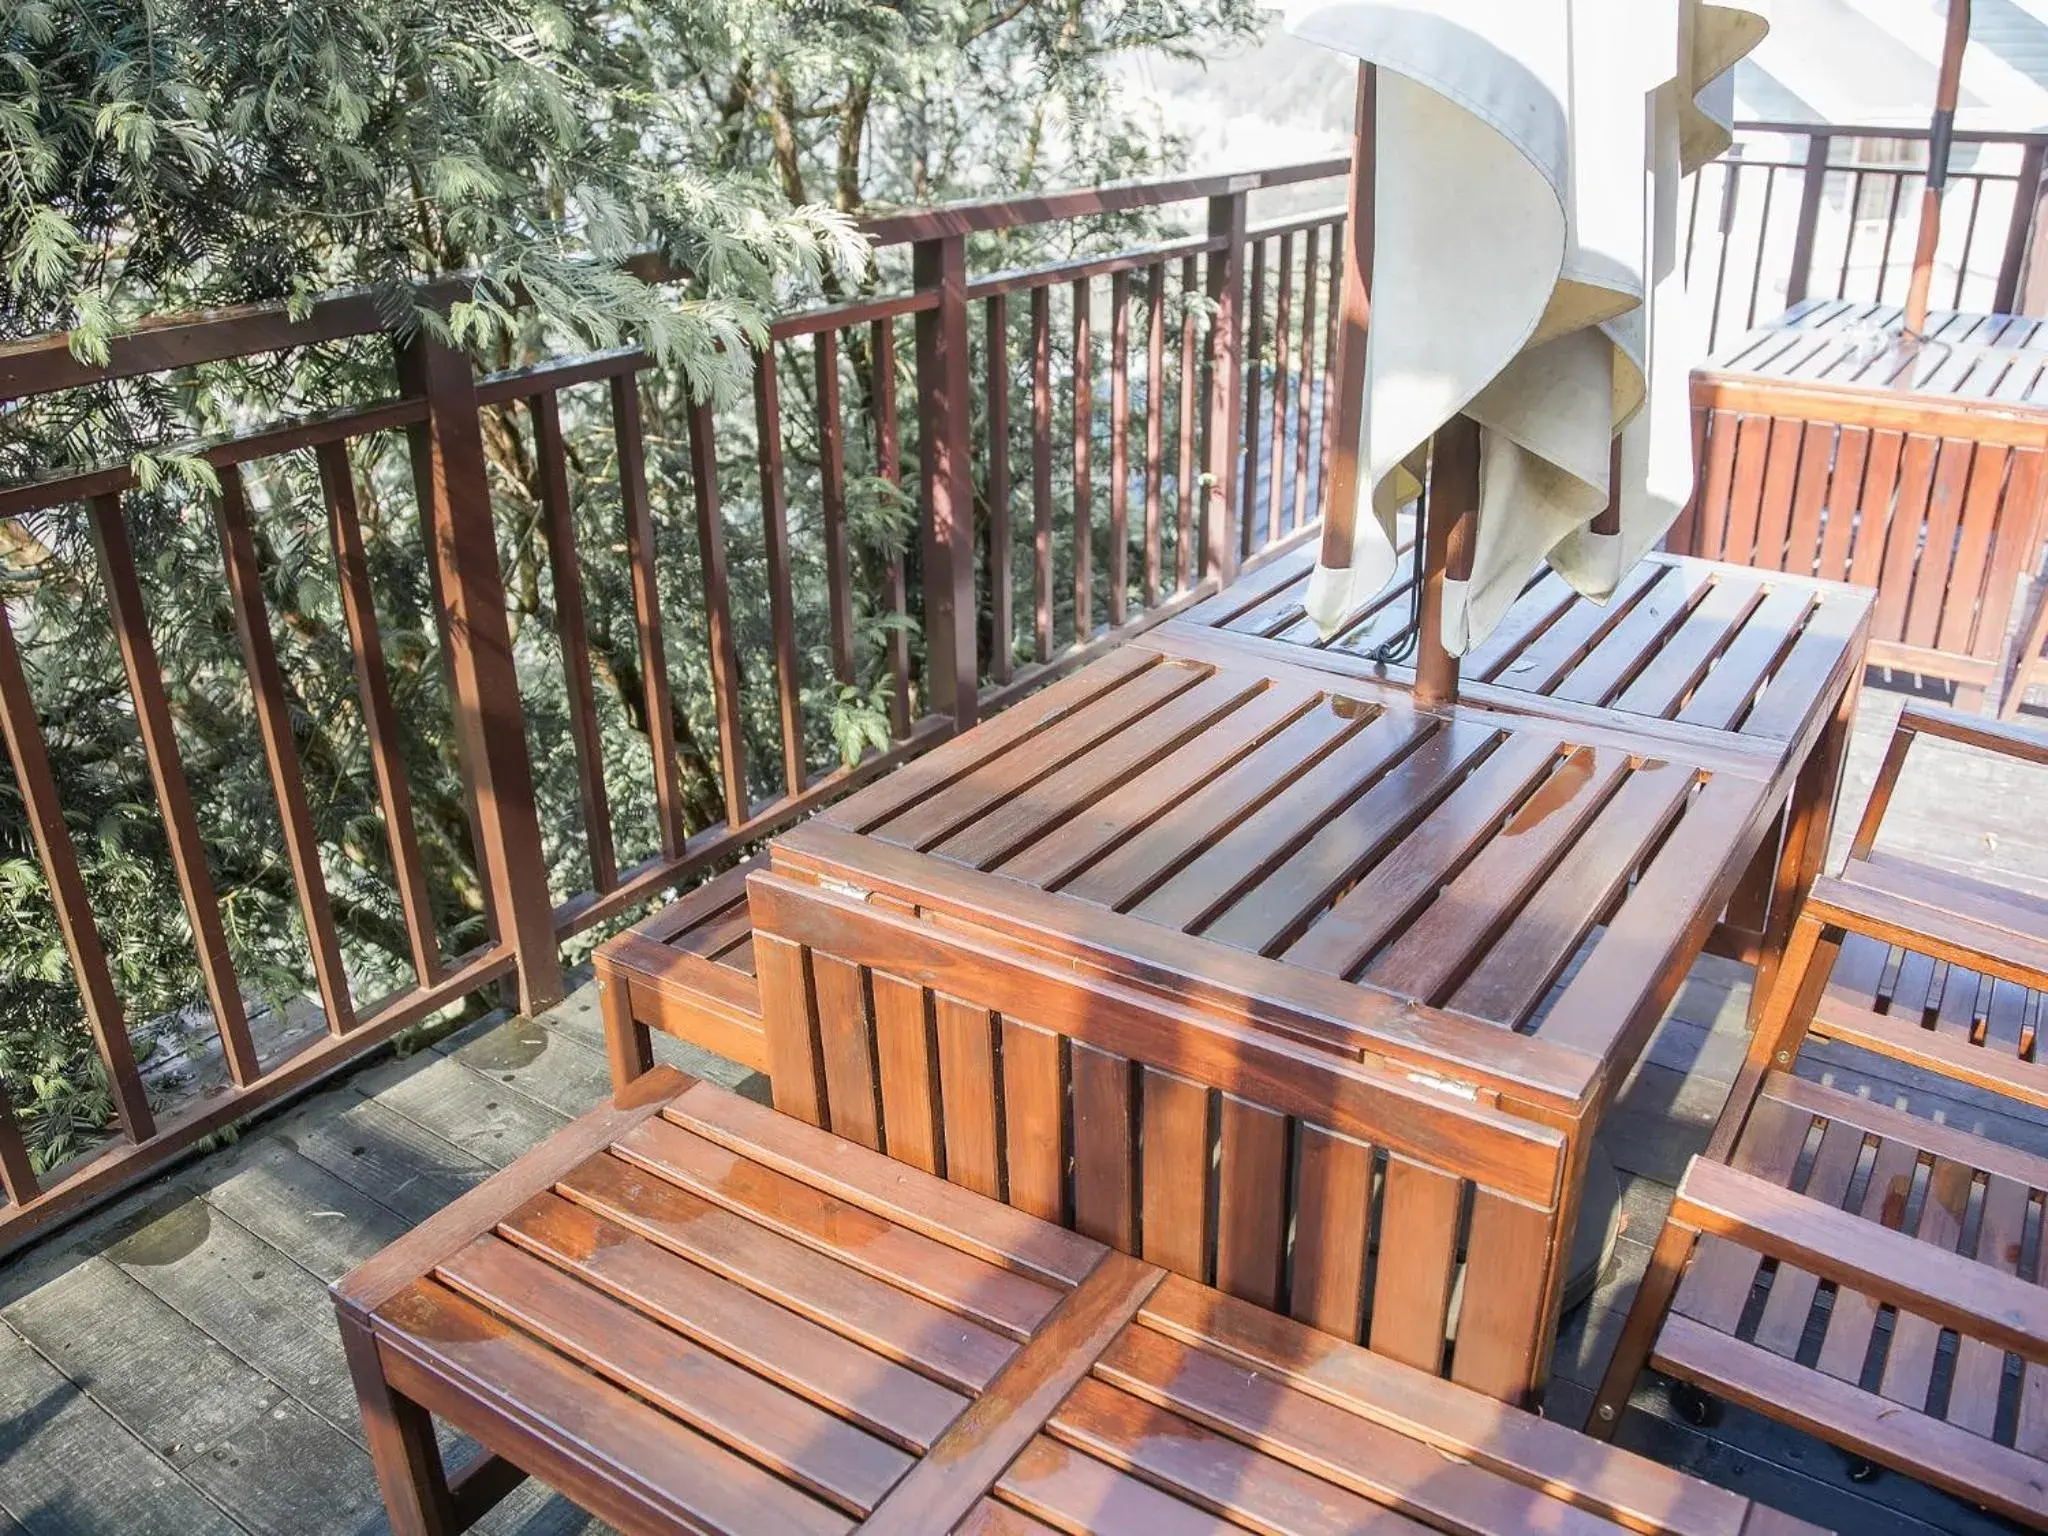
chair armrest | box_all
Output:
[1849,704,2048,857]
[1897,704,2048,766]
[1674,1157,2048,1367]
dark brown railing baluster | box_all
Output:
[0,594,151,1138]
[873,318,913,737]
[1954,176,1986,308]
[1877,174,1907,302]
[614,372,687,854]
[319,441,449,976]
[1239,237,1267,556]
[524,398,616,898]
[1744,165,1777,329]
[754,348,806,797]
[1320,219,1343,515]
[0,1083,35,1205]
[816,330,857,689]
[985,296,1014,684]
[1109,270,1131,627]
[689,395,749,829]
[1268,230,1295,546]
[1072,277,1094,642]
[1784,132,1830,307]
[914,235,978,730]
[90,494,262,1083]
[1293,226,1321,534]
[1996,142,2045,312]
[398,334,561,1012]
[1178,254,1199,590]
[1838,170,1867,300]
[1144,263,1166,606]
[1031,290,1054,660]
[1206,190,1249,583]
[215,465,356,1034]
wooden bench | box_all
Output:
[595,856,768,1084]
[333,1066,1823,1536]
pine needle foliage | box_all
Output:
[0,0,1260,1171]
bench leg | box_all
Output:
[598,965,654,1091]
[339,1315,462,1536]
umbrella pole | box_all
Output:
[1320,59,1474,710]
[1415,416,1478,708]
[1318,63,1376,585]
[1903,0,1972,336]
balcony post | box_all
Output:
[1204,189,1249,585]
[1996,140,2046,314]
[1784,132,1830,307]
[397,331,564,1014]
[913,233,979,731]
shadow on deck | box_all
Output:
[0,677,2043,1536]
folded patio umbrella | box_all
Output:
[1284,0,1769,651]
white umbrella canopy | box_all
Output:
[1283,0,1769,656]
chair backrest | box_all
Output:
[746,867,1570,1406]
[1679,375,2046,672]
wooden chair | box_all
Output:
[1586,705,2048,1528]
[2007,552,2048,720]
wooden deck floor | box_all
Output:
[0,678,2042,1536]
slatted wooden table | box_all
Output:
[747,620,1863,1405]
[1180,541,1873,1013]
[332,1066,1823,1536]
[1674,297,2048,716]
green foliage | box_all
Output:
[0,0,1260,1170]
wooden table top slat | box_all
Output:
[1362,744,1631,1006]
[1197,715,1499,958]
[1129,703,1433,935]
[1057,695,1361,911]
[343,1074,1823,1535]
[1706,303,2048,410]
[874,657,1197,847]
[1279,731,1563,980]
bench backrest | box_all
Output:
[746,868,1569,1405]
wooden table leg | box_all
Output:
[340,1315,462,1536]
[1746,681,1857,1032]
[597,963,654,1090]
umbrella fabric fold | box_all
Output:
[1285,0,1768,651]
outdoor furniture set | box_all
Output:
[326,4,2048,1530]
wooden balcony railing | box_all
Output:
[0,158,1348,1253]
[1691,120,2048,352]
